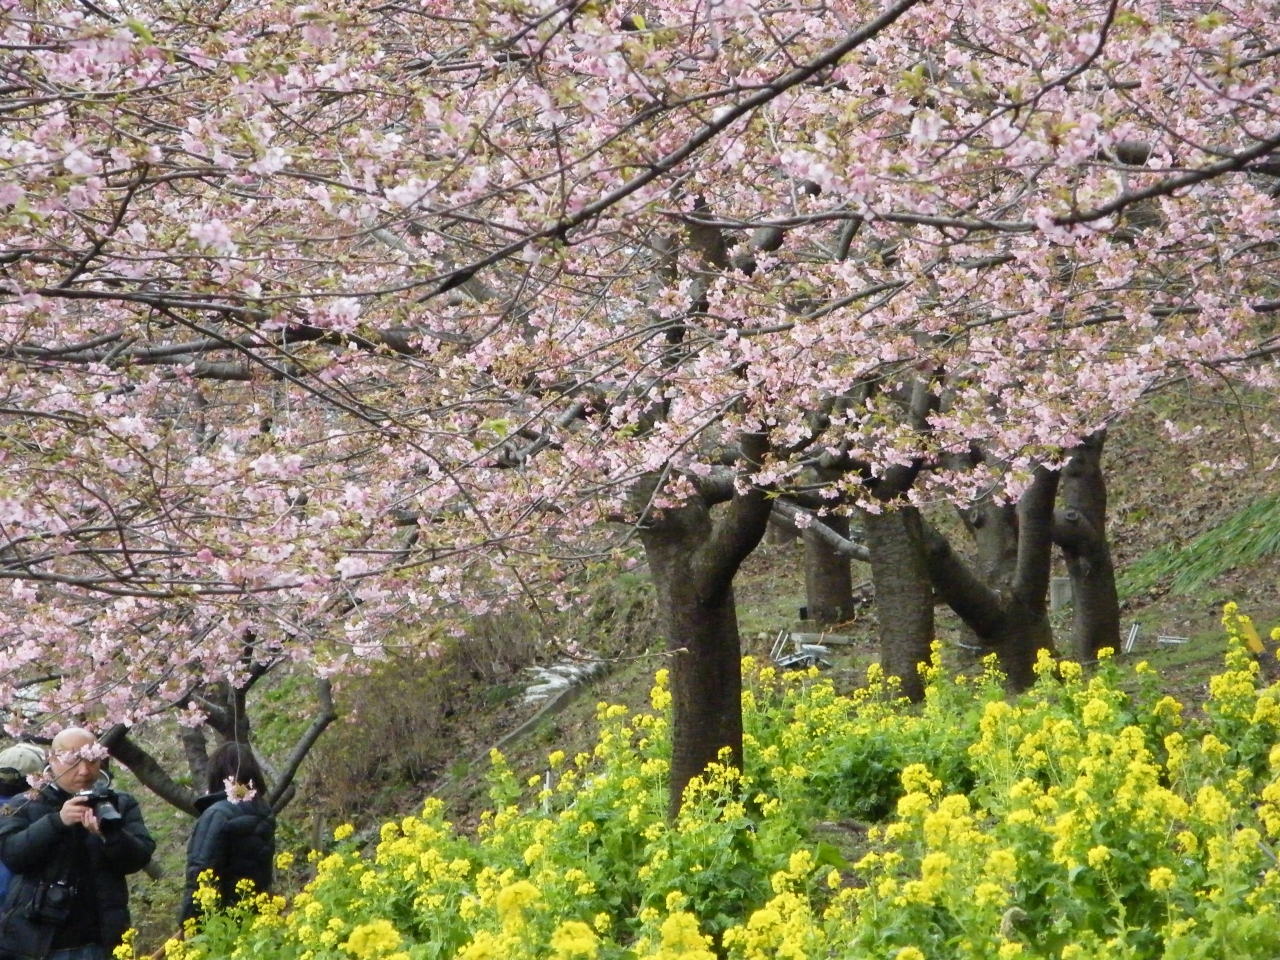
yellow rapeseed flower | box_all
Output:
[651,671,672,711]
[648,912,716,960]
[112,929,136,960]
[919,851,951,897]
[550,920,600,959]
[975,882,1007,907]
[1081,699,1111,728]
[494,880,541,927]
[1150,866,1176,892]
[901,764,941,796]
[985,848,1018,882]
[1058,659,1083,682]
[1194,784,1232,824]
[341,919,401,959]
[458,931,502,960]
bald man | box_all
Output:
[0,728,154,960]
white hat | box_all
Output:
[0,743,46,777]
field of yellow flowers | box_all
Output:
[135,605,1280,960]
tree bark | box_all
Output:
[952,498,1019,652]
[804,514,856,624]
[766,513,800,545]
[924,467,1060,689]
[200,680,253,744]
[959,500,1019,592]
[181,725,209,795]
[850,377,937,697]
[100,724,198,816]
[862,506,934,700]
[1054,431,1120,660]
[268,678,337,811]
[634,445,772,816]
[646,534,747,815]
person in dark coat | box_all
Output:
[0,727,155,960]
[179,742,276,925]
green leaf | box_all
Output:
[480,417,512,438]
[814,841,852,871]
[125,18,155,43]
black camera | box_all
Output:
[27,880,75,924]
[75,785,123,831]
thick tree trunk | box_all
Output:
[766,513,800,545]
[804,515,855,624]
[924,467,1060,690]
[952,499,1018,651]
[633,441,773,816]
[976,599,1055,689]
[646,533,746,812]
[851,380,937,697]
[862,506,934,700]
[1054,431,1120,661]
[203,679,253,744]
[960,500,1019,592]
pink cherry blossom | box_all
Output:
[0,0,1277,782]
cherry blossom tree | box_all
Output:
[3,0,1280,809]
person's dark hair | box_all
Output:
[206,741,267,796]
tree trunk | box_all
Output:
[804,515,855,624]
[181,725,210,795]
[977,598,1054,689]
[952,499,1018,651]
[924,467,1060,690]
[803,377,936,699]
[203,680,253,744]
[766,513,800,545]
[1054,431,1120,660]
[960,500,1019,592]
[862,506,934,700]
[633,443,773,816]
[645,531,746,813]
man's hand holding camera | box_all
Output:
[60,786,123,835]
[59,794,101,835]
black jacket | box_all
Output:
[179,791,275,923]
[0,784,155,960]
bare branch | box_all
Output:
[771,500,871,562]
[268,678,336,812]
